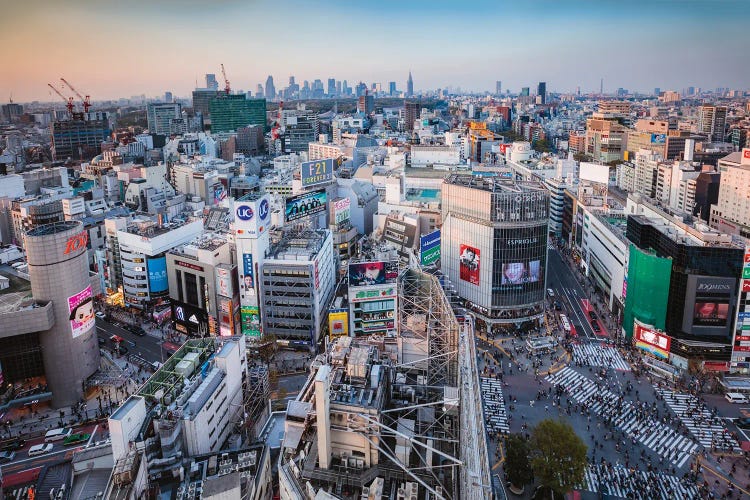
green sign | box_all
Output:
[743,267,750,279]
[241,306,261,337]
[421,245,441,266]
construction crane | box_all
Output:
[48,83,75,116]
[220,64,230,95]
[60,77,91,113]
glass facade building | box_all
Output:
[441,175,549,330]
[209,95,266,133]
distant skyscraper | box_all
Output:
[164,91,173,103]
[404,101,419,131]
[289,76,295,85]
[209,95,266,133]
[336,81,342,96]
[205,74,219,91]
[358,94,374,115]
[537,82,546,104]
[327,78,336,96]
[654,87,661,96]
[355,82,367,98]
[389,81,397,96]
[520,87,530,96]
[342,80,349,96]
[698,105,728,142]
[265,76,275,100]
[496,81,502,95]
[256,84,263,96]
[147,102,182,135]
[406,71,414,97]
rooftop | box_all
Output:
[445,173,547,194]
[266,229,329,261]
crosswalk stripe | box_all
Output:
[579,463,699,499]
[480,377,510,434]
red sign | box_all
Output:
[634,322,671,351]
[703,361,729,372]
[734,345,750,352]
[459,244,480,285]
[64,232,88,254]
[743,280,750,293]
[743,149,750,159]
[176,260,204,272]
[736,335,750,341]
[744,251,750,264]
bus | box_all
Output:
[559,314,572,335]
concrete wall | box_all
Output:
[0,301,55,338]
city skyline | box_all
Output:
[1,0,750,102]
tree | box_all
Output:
[528,419,587,495]
[573,152,591,163]
[504,434,533,491]
[533,138,551,153]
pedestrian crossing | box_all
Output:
[546,367,698,468]
[572,343,631,371]
[480,377,510,434]
[655,388,742,453]
[580,463,699,499]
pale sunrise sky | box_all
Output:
[1,0,748,102]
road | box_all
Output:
[546,247,601,340]
[95,318,169,364]
[0,422,108,487]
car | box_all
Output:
[27,443,54,457]
[0,439,26,452]
[63,433,90,446]
[0,451,16,463]
[131,326,147,337]
[95,311,106,320]
[547,288,555,298]
[554,301,562,311]
[116,345,129,355]
[110,335,124,344]
[589,310,598,321]
[591,320,601,333]
[735,417,750,429]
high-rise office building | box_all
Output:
[51,116,111,161]
[265,75,275,100]
[698,105,728,142]
[327,78,336,96]
[404,101,419,131]
[357,94,374,115]
[1,102,23,123]
[336,81,342,96]
[209,95,266,133]
[146,102,183,135]
[205,74,219,91]
[537,81,546,104]
[521,87,530,96]
[406,71,414,97]
[496,81,502,95]
[389,81,397,96]
[164,91,173,103]
[256,83,264,97]
[192,89,221,119]
[654,87,661,96]
[342,80,349,96]
[441,175,550,332]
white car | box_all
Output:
[28,443,54,457]
[95,312,106,320]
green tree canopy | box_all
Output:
[504,433,534,488]
[528,419,588,494]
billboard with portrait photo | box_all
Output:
[285,189,327,222]
[459,244,480,285]
[68,285,95,338]
[348,261,398,288]
[501,260,541,285]
[693,302,730,327]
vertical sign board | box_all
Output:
[301,158,334,187]
[241,306,261,337]
[68,285,95,339]
[235,195,271,238]
[420,230,441,266]
[731,246,750,371]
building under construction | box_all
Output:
[278,268,492,499]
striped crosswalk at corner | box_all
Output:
[580,463,700,499]
[656,387,742,454]
[572,343,631,371]
[546,367,698,468]
[481,377,510,434]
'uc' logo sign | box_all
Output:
[259,199,269,221]
[236,205,254,221]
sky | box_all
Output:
[1,0,749,102]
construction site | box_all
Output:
[278,267,492,499]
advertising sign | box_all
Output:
[348,261,399,288]
[744,280,750,293]
[172,300,209,337]
[64,231,89,255]
[693,302,730,327]
[301,158,334,187]
[68,285,95,339]
[213,183,227,204]
[501,260,541,285]
[242,253,254,292]
[743,267,750,280]
[420,230,441,266]
[650,133,666,144]
[285,189,327,222]
[147,256,168,294]
[459,244,480,285]
[351,286,397,302]
[328,309,349,338]
[334,197,351,226]
[241,306,261,337]
[216,266,233,298]
[634,321,671,359]
[235,196,270,238]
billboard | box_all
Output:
[241,306,261,337]
[235,195,271,238]
[650,133,666,144]
[334,197,351,226]
[693,302,730,327]
[213,183,227,204]
[172,300,209,337]
[420,230,441,266]
[301,158,334,187]
[68,285,95,339]
[147,256,168,294]
[285,189,327,222]
[351,285,398,302]
[634,320,671,359]
[348,261,399,288]
[459,244,480,285]
[501,260,541,285]
[216,266,234,298]
[579,162,610,185]
[329,309,349,338]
